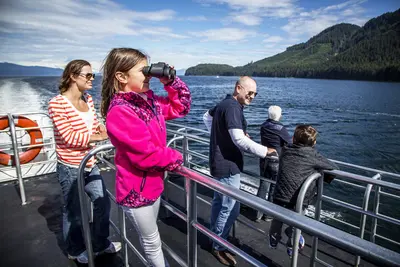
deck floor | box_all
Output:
[0,167,378,267]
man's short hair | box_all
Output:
[268,105,282,121]
[293,125,317,147]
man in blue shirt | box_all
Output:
[203,76,276,266]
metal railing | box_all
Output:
[164,122,400,266]
[0,112,56,205]
[3,114,400,266]
[78,144,400,267]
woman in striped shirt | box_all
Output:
[48,60,120,264]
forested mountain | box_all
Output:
[0,62,63,76]
[185,9,400,81]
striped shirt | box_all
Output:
[48,93,100,168]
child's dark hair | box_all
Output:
[100,48,148,118]
[293,125,317,147]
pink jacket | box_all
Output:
[106,77,191,206]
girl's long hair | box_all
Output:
[59,60,90,94]
[101,48,148,118]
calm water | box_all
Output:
[1,76,400,249]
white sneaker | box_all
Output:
[68,250,88,264]
[98,242,122,255]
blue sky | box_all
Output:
[0,0,398,71]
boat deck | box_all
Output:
[0,167,378,267]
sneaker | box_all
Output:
[68,250,88,264]
[287,235,305,257]
[269,235,278,249]
[97,242,122,255]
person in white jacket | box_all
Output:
[203,76,276,266]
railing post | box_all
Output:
[118,207,129,267]
[186,176,198,267]
[166,135,184,218]
[183,134,189,210]
[310,175,324,267]
[355,173,380,266]
[78,163,95,267]
[7,114,27,205]
[292,173,321,267]
[232,221,237,239]
[371,184,381,243]
[77,144,114,267]
[163,171,171,217]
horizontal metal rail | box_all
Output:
[174,166,400,267]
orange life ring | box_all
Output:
[0,116,44,166]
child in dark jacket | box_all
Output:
[269,125,338,257]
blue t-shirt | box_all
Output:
[209,94,246,178]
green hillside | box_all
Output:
[185,9,400,81]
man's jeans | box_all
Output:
[210,173,241,251]
[57,163,111,256]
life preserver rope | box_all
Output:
[0,116,44,166]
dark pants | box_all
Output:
[57,163,111,256]
[256,158,279,219]
[269,200,304,247]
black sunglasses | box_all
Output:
[247,91,258,97]
[79,73,95,80]
[239,85,258,97]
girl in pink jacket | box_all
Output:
[101,48,191,267]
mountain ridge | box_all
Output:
[0,62,64,76]
[185,9,400,82]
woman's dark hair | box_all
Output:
[59,59,91,94]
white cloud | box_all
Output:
[263,36,284,43]
[231,14,262,26]
[191,28,256,41]
[204,0,298,26]
[183,16,208,21]
[0,0,188,70]
[213,0,294,9]
[282,0,368,38]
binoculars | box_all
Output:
[142,62,176,80]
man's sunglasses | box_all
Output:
[239,85,258,97]
[79,73,95,80]
[246,91,258,97]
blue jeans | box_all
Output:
[57,163,111,256]
[210,173,241,251]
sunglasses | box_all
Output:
[247,91,258,97]
[239,85,258,97]
[78,73,95,80]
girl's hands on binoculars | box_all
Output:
[160,65,174,85]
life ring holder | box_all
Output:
[0,116,44,166]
